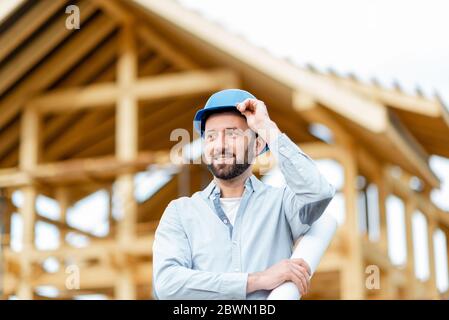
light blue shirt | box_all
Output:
[152,133,336,300]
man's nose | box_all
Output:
[213,132,229,154]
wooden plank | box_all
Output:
[42,47,159,161]
[37,214,101,240]
[27,69,238,113]
[93,0,134,24]
[16,96,40,299]
[4,235,154,262]
[0,14,116,132]
[19,108,40,170]
[0,1,98,96]
[404,196,418,298]
[375,170,390,255]
[137,25,198,70]
[0,0,67,63]
[0,122,19,166]
[114,22,138,300]
[31,262,152,291]
[386,121,439,189]
[426,214,440,299]
[0,37,119,165]
[0,152,170,188]
[340,144,366,299]
[324,73,443,117]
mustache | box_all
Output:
[211,150,235,158]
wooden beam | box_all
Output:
[26,69,239,113]
[19,108,40,171]
[16,97,41,299]
[0,35,120,166]
[375,170,390,255]
[0,13,116,132]
[3,235,154,263]
[114,22,138,300]
[31,262,152,291]
[404,196,418,298]
[386,120,439,189]
[293,92,439,189]
[43,43,154,162]
[93,0,134,24]
[340,144,366,299]
[37,215,101,240]
[0,1,98,96]
[426,214,440,299]
[0,152,171,188]
[325,73,445,118]
[0,0,67,63]
[0,123,19,167]
[137,25,198,70]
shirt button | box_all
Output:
[223,219,228,224]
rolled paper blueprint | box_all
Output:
[267,211,338,300]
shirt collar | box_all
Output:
[201,174,263,200]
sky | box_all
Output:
[1,0,449,297]
[177,0,449,104]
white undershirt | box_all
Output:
[219,197,242,226]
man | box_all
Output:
[153,89,335,300]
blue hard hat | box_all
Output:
[193,89,269,155]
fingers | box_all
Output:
[290,263,310,295]
[287,267,306,296]
[291,258,311,276]
[236,98,257,113]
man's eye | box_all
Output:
[225,129,241,137]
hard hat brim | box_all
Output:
[193,105,269,155]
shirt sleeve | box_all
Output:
[268,133,336,241]
[152,200,248,300]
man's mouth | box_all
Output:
[213,155,235,163]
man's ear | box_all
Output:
[255,134,266,156]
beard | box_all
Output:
[206,150,252,180]
[207,161,251,180]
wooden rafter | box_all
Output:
[0,13,116,132]
[26,68,239,113]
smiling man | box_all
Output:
[152,89,335,300]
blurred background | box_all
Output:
[0,0,448,299]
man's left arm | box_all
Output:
[270,131,335,240]
[237,99,336,241]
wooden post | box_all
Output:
[17,108,40,299]
[426,214,439,299]
[375,170,396,299]
[108,186,114,237]
[114,22,137,300]
[55,188,69,247]
[340,144,366,299]
[375,171,389,255]
[404,196,417,299]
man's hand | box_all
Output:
[246,259,312,296]
[236,98,281,144]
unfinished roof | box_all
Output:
[0,0,448,190]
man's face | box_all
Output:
[203,111,256,180]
